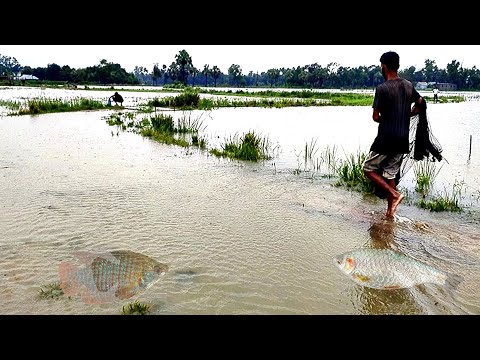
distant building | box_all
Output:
[415,82,428,90]
[435,82,457,91]
[13,74,39,81]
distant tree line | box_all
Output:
[2,50,480,90]
[0,56,138,85]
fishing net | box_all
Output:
[400,98,443,178]
[374,98,444,199]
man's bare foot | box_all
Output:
[390,193,405,216]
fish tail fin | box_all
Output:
[445,272,463,291]
[58,261,80,296]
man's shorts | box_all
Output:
[363,151,403,180]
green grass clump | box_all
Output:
[0,99,22,111]
[417,197,462,212]
[144,89,375,110]
[147,88,200,110]
[335,150,374,193]
[38,282,64,299]
[416,180,464,212]
[319,145,340,177]
[12,97,107,115]
[140,127,190,147]
[413,159,443,198]
[104,111,207,149]
[210,131,272,161]
[122,300,151,315]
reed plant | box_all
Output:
[336,150,374,193]
[176,110,208,133]
[320,145,340,177]
[413,159,443,198]
[304,138,319,166]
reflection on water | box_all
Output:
[353,286,421,315]
[59,250,168,304]
[353,218,422,314]
[367,218,397,250]
[348,216,476,315]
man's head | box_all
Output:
[380,51,399,79]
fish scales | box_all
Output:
[334,248,450,290]
[59,250,168,304]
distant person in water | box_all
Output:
[433,87,439,103]
[109,92,124,106]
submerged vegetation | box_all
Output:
[38,282,64,299]
[210,131,273,161]
[0,84,473,212]
[103,111,208,150]
[105,108,467,212]
[417,180,464,212]
[0,87,466,118]
[141,88,467,111]
[144,88,373,110]
[335,150,375,193]
[1,97,108,115]
[413,159,443,198]
[122,300,151,315]
[105,110,272,162]
[288,145,464,213]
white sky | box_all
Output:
[1,45,479,74]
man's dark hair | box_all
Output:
[380,51,400,71]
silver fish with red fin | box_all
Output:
[334,248,462,290]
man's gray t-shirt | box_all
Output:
[371,78,421,154]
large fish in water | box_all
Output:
[59,250,168,304]
[334,248,462,290]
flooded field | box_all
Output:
[0,86,479,314]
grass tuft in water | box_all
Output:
[122,300,151,315]
[320,145,340,177]
[416,180,464,212]
[335,150,374,193]
[210,131,272,161]
[413,159,443,198]
[38,282,64,299]
[12,97,107,115]
[104,111,208,148]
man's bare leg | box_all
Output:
[385,178,404,218]
[364,171,404,218]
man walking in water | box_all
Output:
[363,51,423,219]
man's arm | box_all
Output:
[372,86,382,122]
[410,96,423,116]
[372,108,381,123]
